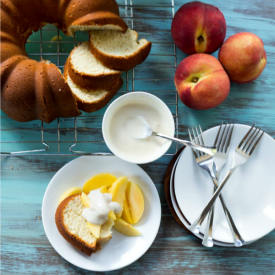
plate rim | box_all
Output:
[42,155,161,272]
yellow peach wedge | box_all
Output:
[83,173,117,194]
[126,182,144,224]
[59,187,82,204]
[100,186,108,193]
[87,222,101,238]
[121,197,133,224]
[80,192,91,208]
[114,218,141,236]
[108,176,128,217]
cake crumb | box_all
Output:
[35,215,37,218]
[39,216,41,220]
[11,167,13,169]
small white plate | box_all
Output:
[174,124,275,244]
[42,156,161,272]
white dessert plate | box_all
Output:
[174,124,275,244]
[42,156,161,272]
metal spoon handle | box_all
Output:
[154,132,217,156]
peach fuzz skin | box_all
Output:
[171,1,226,55]
[218,32,267,83]
[174,54,230,110]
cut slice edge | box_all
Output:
[64,60,123,113]
[68,42,121,90]
[66,11,128,36]
[89,28,152,71]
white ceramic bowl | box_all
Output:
[102,92,175,164]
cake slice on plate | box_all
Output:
[55,194,114,256]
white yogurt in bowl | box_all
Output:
[102,92,175,164]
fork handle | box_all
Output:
[210,177,245,247]
[154,132,217,156]
[221,197,245,247]
[189,168,235,234]
[202,188,215,247]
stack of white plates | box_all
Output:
[169,124,275,247]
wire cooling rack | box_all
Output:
[0,0,179,156]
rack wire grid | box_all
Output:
[0,0,179,156]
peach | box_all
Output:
[114,218,141,236]
[174,54,230,110]
[126,182,144,224]
[171,1,226,55]
[218,32,267,83]
[108,176,128,217]
[83,173,117,194]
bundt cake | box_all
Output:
[0,0,127,123]
[68,42,121,90]
[89,28,152,71]
[55,194,114,256]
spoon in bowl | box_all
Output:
[124,116,217,156]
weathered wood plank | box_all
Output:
[1,0,275,274]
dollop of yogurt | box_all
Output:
[124,115,153,140]
[82,189,121,225]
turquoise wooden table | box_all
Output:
[1,0,275,274]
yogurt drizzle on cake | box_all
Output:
[82,189,121,225]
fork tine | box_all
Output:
[217,123,228,152]
[221,123,231,153]
[237,124,256,149]
[214,122,223,146]
[192,127,201,157]
[242,126,259,151]
[243,127,261,154]
[225,124,234,153]
[188,128,199,158]
[195,126,204,156]
[199,125,206,145]
[248,130,265,156]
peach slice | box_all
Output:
[80,192,91,208]
[114,218,141,236]
[59,186,82,204]
[100,186,108,193]
[83,173,117,193]
[87,222,101,238]
[126,182,144,223]
[121,197,133,224]
[108,176,128,217]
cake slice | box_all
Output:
[64,61,122,113]
[63,0,128,36]
[89,28,152,71]
[55,194,114,256]
[68,42,121,90]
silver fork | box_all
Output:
[189,124,245,247]
[189,125,265,237]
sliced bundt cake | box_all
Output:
[0,0,127,123]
